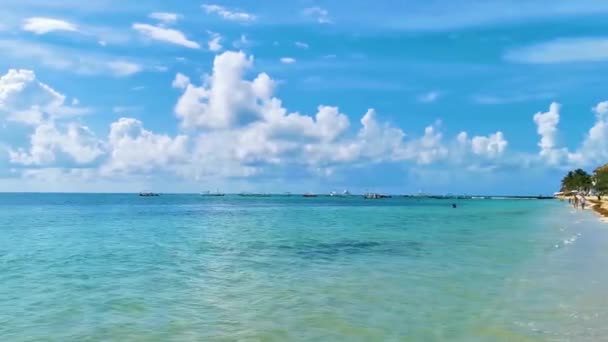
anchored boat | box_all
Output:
[202,190,225,197]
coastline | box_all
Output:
[558,195,608,221]
[590,198,608,220]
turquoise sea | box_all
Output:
[1,194,607,341]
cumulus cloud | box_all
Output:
[174,51,261,129]
[172,73,190,90]
[0,69,88,124]
[533,102,567,164]
[526,101,608,168]
[0,53,521,188]
[9,122,104,165]
[569,101,608,165]
[22,17,78,34]
[102,118,188,174]
[208,32,222,52]
[0,69,102,167]
[133,23,200,49]
[171,52,510,178]
[202,4,255,22]
[457,131,508,159]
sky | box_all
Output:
[1,0,608,194]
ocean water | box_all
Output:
[1,194,607,341]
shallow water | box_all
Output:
[0,194,606,341]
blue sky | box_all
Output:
[1,0,608,194]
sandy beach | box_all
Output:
[559,195,608,221]
[589,198,608,221]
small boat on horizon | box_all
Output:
[139,191,159,197]
[202,190,225,197]
[303,193,318,198]
[363,193,391,199]
[329,189,352,197]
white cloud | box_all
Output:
[0,69,89,125]
[418,91,440,103]
[569,101,608,165]
[411,124,449,164]
[174,51,263,129]
[172,73,190,90]
[471,132,508,158]
[232,34,251,49]
[202,4,255,22]
[149,12,180,25]
[132,23,200,49]
[533,102,567,164]
[280,57,296,64]
[9,122,104,165]
[102,118,188,174]
[22,17,78,34]
[0,39,143,77]
[505,38,608,64]
[170,51,514,177]
[302,7,332,24]
[112,106,141,114]
[208,32,222,52]
[472,92,554,105]
[0,69,102,167]
[0,51,524,188]
[295,41,309,49]
[107,61,143,76]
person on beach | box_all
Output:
[581,196,586,210]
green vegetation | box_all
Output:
[560,164,608,196]
[560,168,593,193]
[593,164,608,196]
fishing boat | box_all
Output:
[139,191,159,197]
[363,193,391,199]
[202,190,225,197]
[303,193,317,198]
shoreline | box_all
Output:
[589,198,608,220]
[558,195,608,221]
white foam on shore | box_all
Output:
[563,235,578,245]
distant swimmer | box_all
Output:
[452,203,457,208]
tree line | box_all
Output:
[561,164,608,197]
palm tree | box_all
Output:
[561,168,592,194]
[593,164,608,198]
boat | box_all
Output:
[303,193,318,198]
[202,190,225,197]
[363,193,391,199]
[139,191,159,197]
[329,189,352,197]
